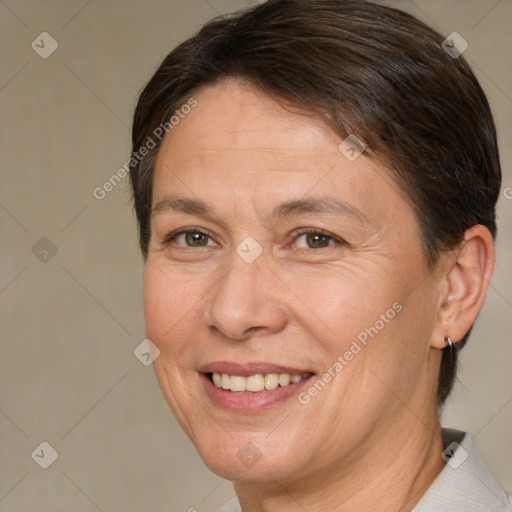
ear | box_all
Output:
[431,225,495,349]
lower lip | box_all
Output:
[200,373,315,413]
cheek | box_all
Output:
[288,265,398,352]
[287,257,435,403]
[143,263,204,355]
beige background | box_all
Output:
[1,0,510,510]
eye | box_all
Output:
[165,229,215,247]
[293,229,339,249]
[162,227,344,251]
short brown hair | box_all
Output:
[129,0,502,405]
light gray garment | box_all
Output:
[216,428,511,511]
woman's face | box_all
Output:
[144,79,443,484]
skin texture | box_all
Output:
[143,78,494,511]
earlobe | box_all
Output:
[431,225,495,350]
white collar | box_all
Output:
[217,428,511,511]
[412,428,510,511]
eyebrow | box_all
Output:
[151,193,369,224]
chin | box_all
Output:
[192,431,309,483]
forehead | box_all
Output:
[152,79,408,223]
[160,79,339,166]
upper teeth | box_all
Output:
[212,372,307,392]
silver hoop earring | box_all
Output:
[445,337,454,348]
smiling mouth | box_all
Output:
[207,372,314,393]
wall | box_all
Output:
[1,0,510,510]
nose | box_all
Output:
[202,255,288,341]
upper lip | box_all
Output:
[198,361,315,377]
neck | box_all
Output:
[234,411,446,512]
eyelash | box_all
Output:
[163,227,214,246]
[163,227,345,250]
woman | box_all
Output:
[128,0,510,510]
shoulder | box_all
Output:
[214,495,241,512]
[215,429,510,512]
[413,428,511,512]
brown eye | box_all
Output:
[184,232,209,246]
[295,231,335,249]
[168,230,215,247]
[307,233,331,248]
